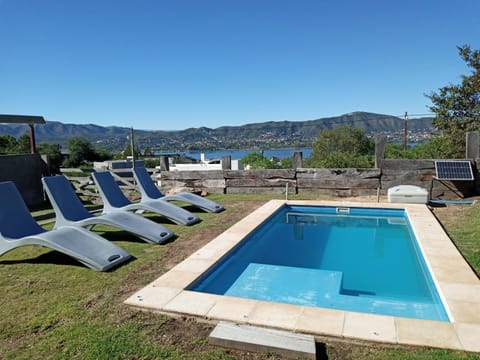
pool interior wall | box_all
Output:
[124,200,480,352]
[189,205,449,322]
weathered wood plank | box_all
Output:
[297,187,378,197]
[224,169,296,179]
[296,168,381,179]
[297,178,380,189]
[226,187,287,194]
[226,178,296,188]
[296,168,380,189]
[160,170,224,180]
[382,159,435,171]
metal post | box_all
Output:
[403,112,408,151]
[28,123,36,154]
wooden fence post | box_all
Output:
[159,156,170,171]
[292,151,303,169]
[466,131,479,159]
[222,155,232,170]
[375,136,387,169]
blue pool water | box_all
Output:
[189,205,449,321]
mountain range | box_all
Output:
[0,112,434,152]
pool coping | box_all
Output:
[124,200,480,353]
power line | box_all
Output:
[395,113,434,117]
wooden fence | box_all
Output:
[59,158,479,201]
[157,159,479,199]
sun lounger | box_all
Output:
[0,181,131,271]
[133,167,224,213]
[91,171,199,226]
[42,175,174,244]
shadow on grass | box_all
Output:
[0,250,136,270]
[98,230,178,245]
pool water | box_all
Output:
[189,205,449,321]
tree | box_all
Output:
[0,134,18,154]
[37,143,63,171]
[122,144,141,159]
[64,137,97,167]
[143,147,154,157]
[242,152,281,169]
[16,134,31,154]
[307,125,374,168]
[427,45,480,157]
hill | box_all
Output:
[0,112,434,151]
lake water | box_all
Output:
[181,148,312,160]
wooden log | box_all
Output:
[224,169,296,180]
[226,187,286,194]
[161,170,224,180]
[382,159,435,171]
[226,178,296,188]
[161,179,225,188]
[466,131,479,159]
[160,179,225,195]
[296,168,380,190]
[159,156,170,171]
[297,187,378,197]
[375,135,386,169]
[296,168,381,178]
[222,156,232,170]
[292,152,303,169]
[297,178,380,189]
[381,170,435,182]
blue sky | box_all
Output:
[1,1,479,130]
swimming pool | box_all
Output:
[189,205,449,321]
[125,200,480,352]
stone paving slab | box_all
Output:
[209,321,316,360]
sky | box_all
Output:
[0,1,479,130]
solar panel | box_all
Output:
[434,160,474,180]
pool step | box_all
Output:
[209,321,316,360]
[225,263,343,305]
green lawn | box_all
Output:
[0,194,479,359]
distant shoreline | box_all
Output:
[155,147,313,160]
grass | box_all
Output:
[0,194,479,359]
[444,205,480,274]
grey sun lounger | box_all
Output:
[0,181,131,271]
[42,175,174,244]
[91,171,199,226]
[133,167,224,213]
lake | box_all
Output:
[183,148,313,160]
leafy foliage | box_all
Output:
[241,152,287,169]
[385,136,459,160]
[0,134,19,154]
[143,146,153,157]
[427,45,480,157]
[17,134,32,153]
[0,134,32,154]
[63,137,112,167]
[307,125,375,168]
[37,143,63,171]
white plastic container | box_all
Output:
[388,185,429,204]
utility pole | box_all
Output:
[403,112,408,151]
[130,127,136,167]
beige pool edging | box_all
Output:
[125,200,480,353]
